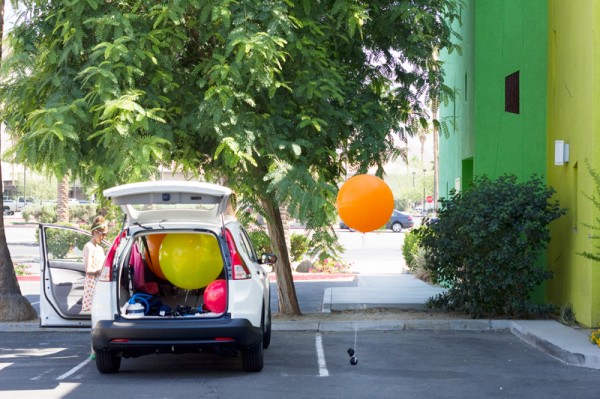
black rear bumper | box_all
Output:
[92,317,262,357]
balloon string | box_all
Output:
[354,321,358,351]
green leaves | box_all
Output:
[418,174,566,318]
[1,0,460,252]
[578,159,600,262]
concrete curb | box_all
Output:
[273,319,511,332]
[0,320,87,333]
[509,320,600,370]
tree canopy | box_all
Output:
[0,0,460,315]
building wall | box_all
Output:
[474,0,548,181]
[440,0,547,190]
[547,0,600,327]
[440,0,549,304]
[438,0,474,199]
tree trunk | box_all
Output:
[57,175,69,223]
[0,0,37,322]
[279,205,291,263]
[262,198,300,316]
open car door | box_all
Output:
[39,224,108,327]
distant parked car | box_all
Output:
[339,210,414,232]
[386,210,414,232]
[422,216,439,226]
[339,221,351,230]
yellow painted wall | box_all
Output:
[547,0,600,327]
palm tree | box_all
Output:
[0,0,37,321]
[57,175,69,222]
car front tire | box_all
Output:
[95,351,122,374]
[391,222,403,232]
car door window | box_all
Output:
[40,225,107,320]
[238,228,259,262]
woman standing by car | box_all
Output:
[82,216,108,313]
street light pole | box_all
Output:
[422,168,426,212]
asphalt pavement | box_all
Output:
[3,220,600,370]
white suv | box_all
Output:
[38,181,276,373]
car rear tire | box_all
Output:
[391,222,403,232]
[241,343,264,372]
[96,351,122,374]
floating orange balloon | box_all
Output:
[145,233,166,280]
[336,174,394,233]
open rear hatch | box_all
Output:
[117,230,228,319]
[102,181,234,320]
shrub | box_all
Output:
[409,246,431,283]
[577,160,600,343]
[578,159,600,262]
[290,233,310,262]
[417,174,566,318]
[309,258,353,274]
[14,263,30,276]
[402,229,420,269]
[70,204,99,224]
[248,230,273,255]
[45,224,91,259]
[591,329,600,348]
[22,203,98,224]
[22,204,57,223]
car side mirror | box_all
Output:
[260,253,277,265]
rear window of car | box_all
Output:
[130,203,217,211]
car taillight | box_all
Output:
[99,231,126,282]
[225,229,251,280]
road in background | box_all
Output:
[336,229,408,274]
[6,220,421,275]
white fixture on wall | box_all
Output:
[554,140,570,166]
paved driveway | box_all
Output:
[0,330,598,399]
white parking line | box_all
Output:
[315,333,329,377]
[31,369,54,380]
[56,357,91,380]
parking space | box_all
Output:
[1,330,599,399]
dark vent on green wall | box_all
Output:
[505,71,520,114]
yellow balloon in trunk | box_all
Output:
[159,233,224,290]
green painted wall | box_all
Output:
[440,0,547,189]
[439,0,474,198]
[474,0,548,181]
[547,0,600,327]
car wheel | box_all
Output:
[391,222,403,232]
[262,306,272,349]
[241,343,264,372]
[95,351,121,374]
